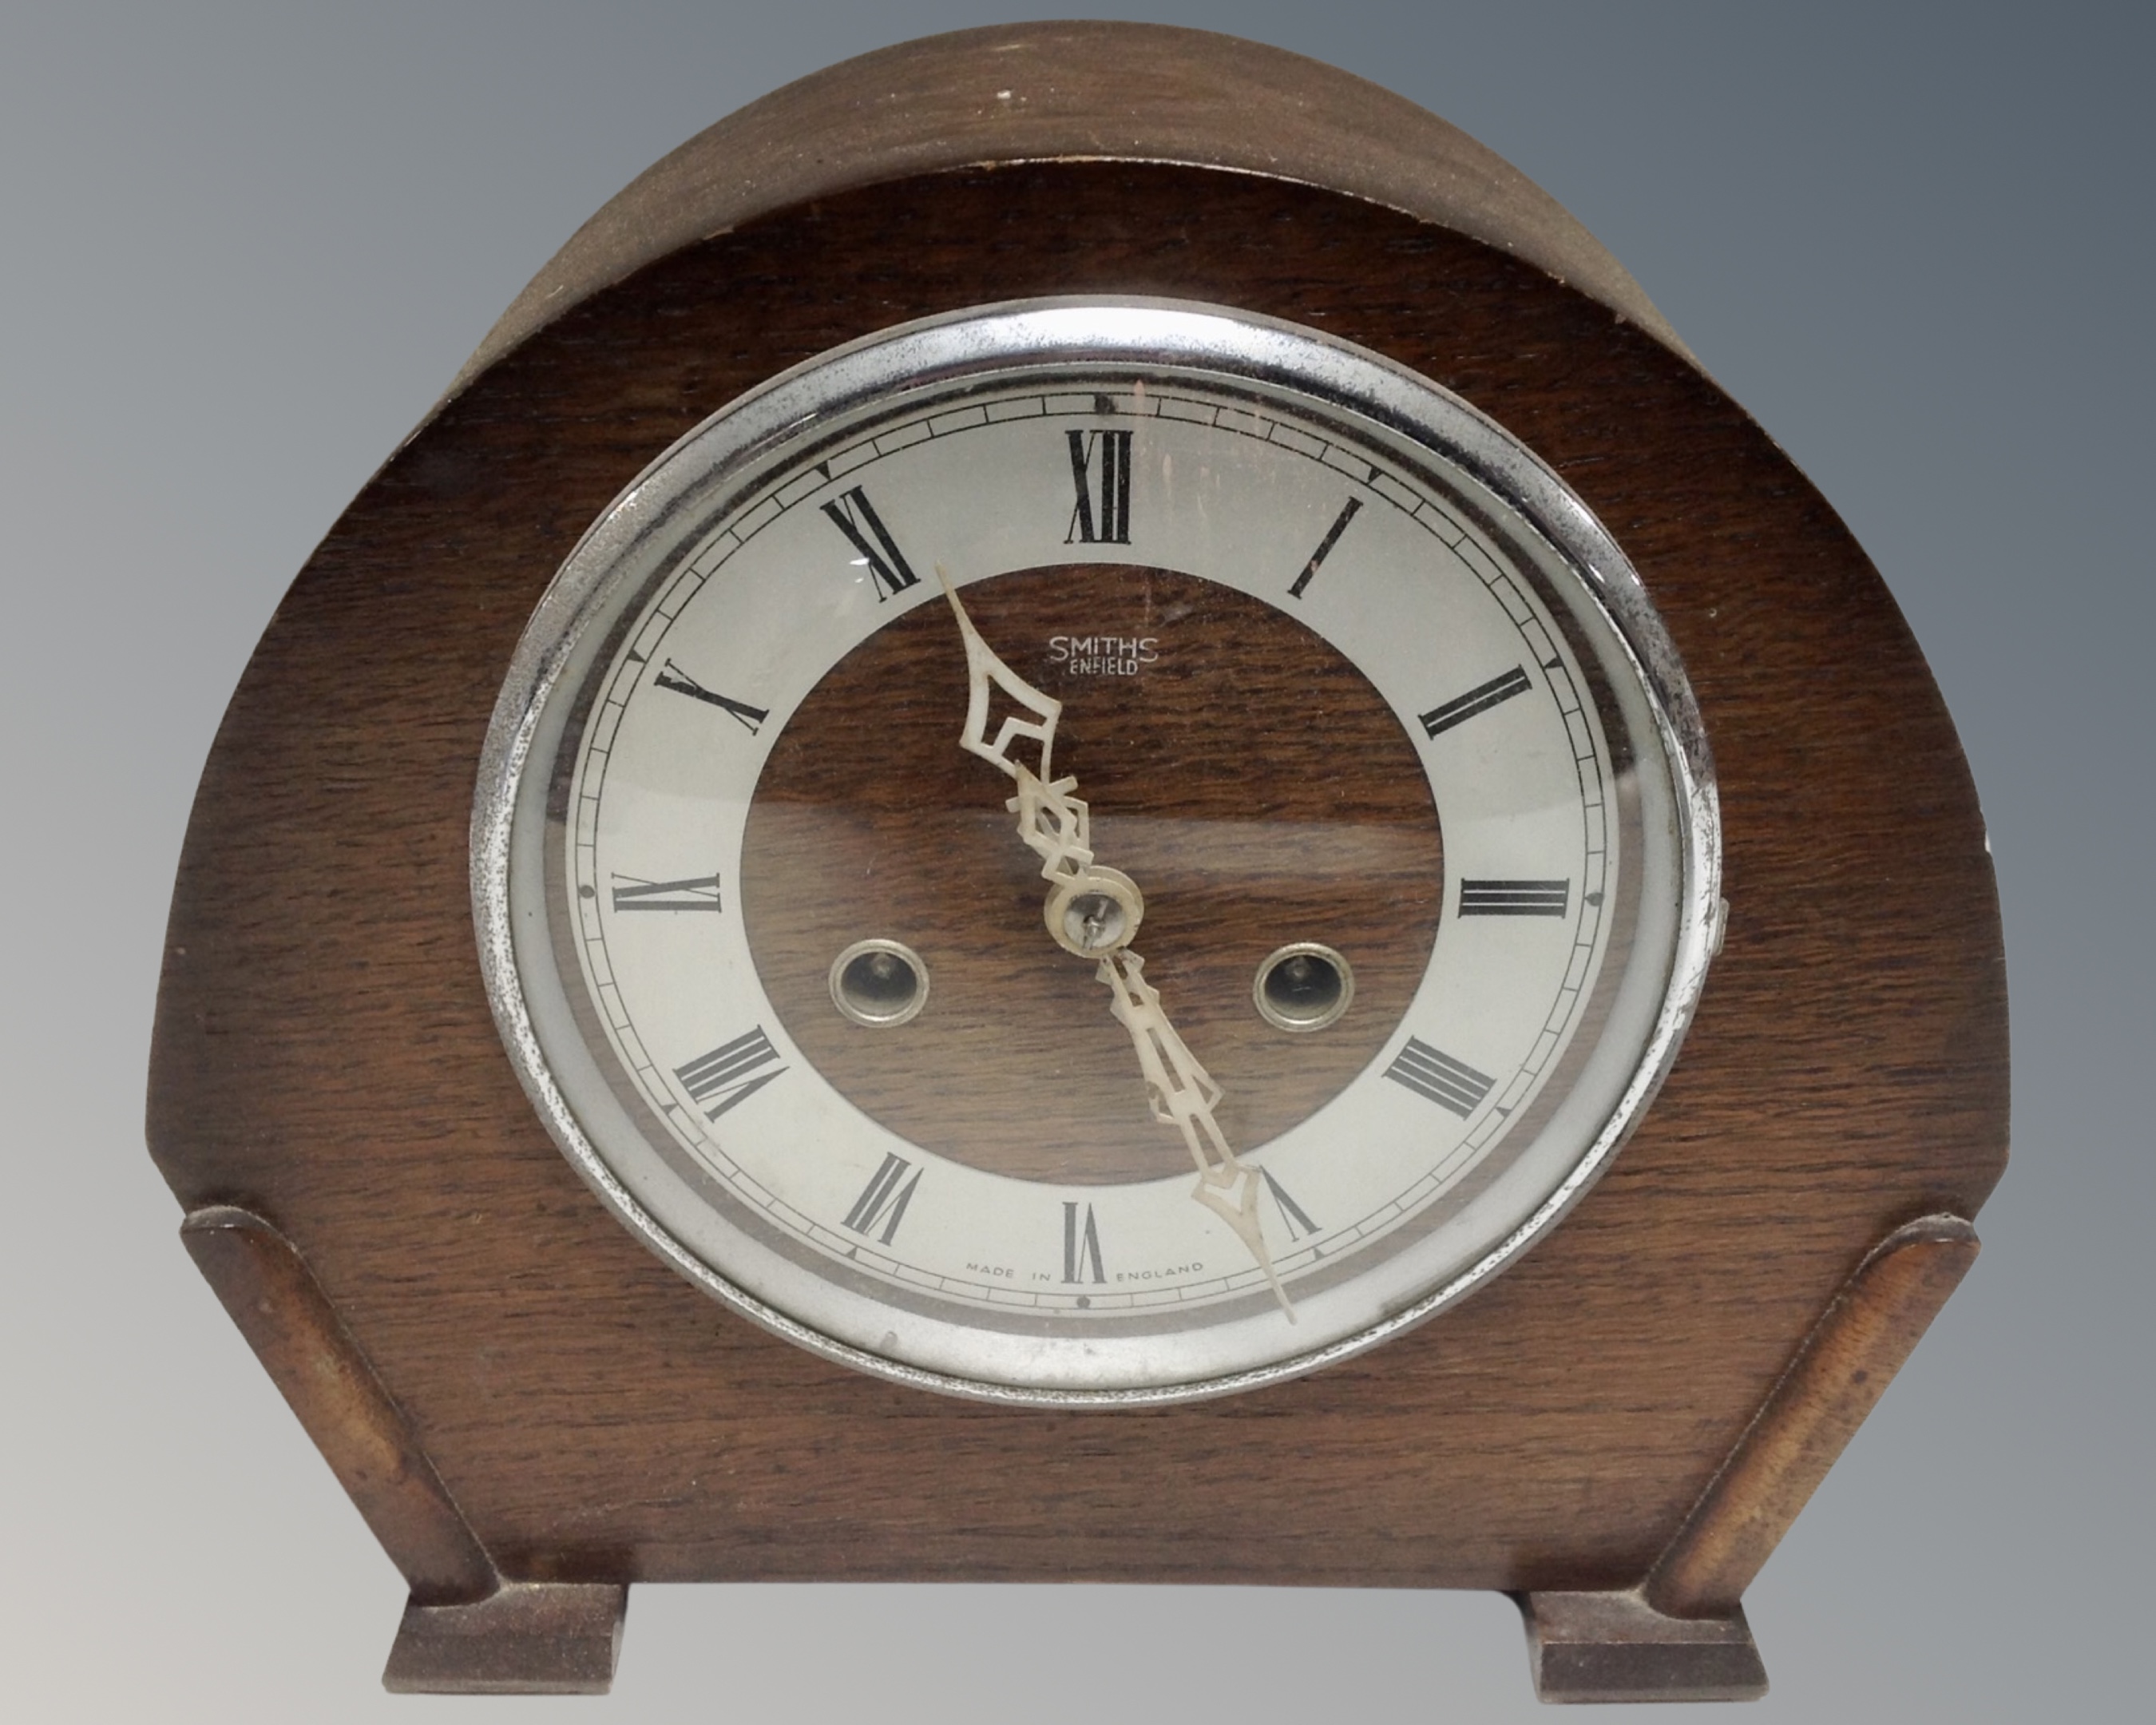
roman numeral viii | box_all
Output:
[674,1027,786,1120]
[842,1152,921,1246]
[822,486,920,599]
[653,660,769,735]
[1063,1201,1106,1283]
[610,871,722,913]
[1460,879,1570,917]
[1384,1037,1495,1118]
[1064,429,1132,545]
[1420,666,1531,739]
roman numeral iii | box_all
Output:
[1063,1200,1106,1283]
[822,486,921,599]
[1420,666,1532,738]
[1385,1037,1495,1117]
[842,1152,921,1246]
[1064,429,1132,545]
[674,1027,786,1120]
[1459,879,1570,917]
[610,872,723,913]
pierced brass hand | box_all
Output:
[941,568,1293,1318]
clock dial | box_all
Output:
[478,299,1718,1402]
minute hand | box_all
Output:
[1096,950,1294,1318]
[940,569,1294,1318]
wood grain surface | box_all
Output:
[148,29,2007,1600]
[742,564,1442,1182]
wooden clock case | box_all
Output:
[146,22,2007,1703]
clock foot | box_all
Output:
[382,1580,628,1695]
[1516,1590,1766,1703]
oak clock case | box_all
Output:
[146,21,2006,1706]
[478,301,1720,1402]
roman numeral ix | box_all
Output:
[1460,878,1570,918]
[653,659,770,734]
[1063,1200,1106,1284]
[674,1027,786,1120]
[1064,429,1132,545]
[1420,666,1532,739]
[822,486,921,599]
[1385,1037,1495,1118]
[842,1152,921,1246]
[610,871,723,913]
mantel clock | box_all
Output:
[149,22,2007,1703]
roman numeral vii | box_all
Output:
[842,1152,921,1246]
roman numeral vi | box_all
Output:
[1063,1201,1106,1284]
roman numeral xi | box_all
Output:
[822,486,920,600]
[1064,429,1132,545]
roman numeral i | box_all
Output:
[1064,429,1132,545]
[1287,496,1363,598]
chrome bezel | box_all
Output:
[473,298,1722,1408]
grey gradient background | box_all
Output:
[3,3,2148,1719]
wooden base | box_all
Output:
[383,1583,625,1695]
[1519,1592,1766,1703]
[176,1202,1975,1699]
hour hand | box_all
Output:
[940,565,1062,785]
